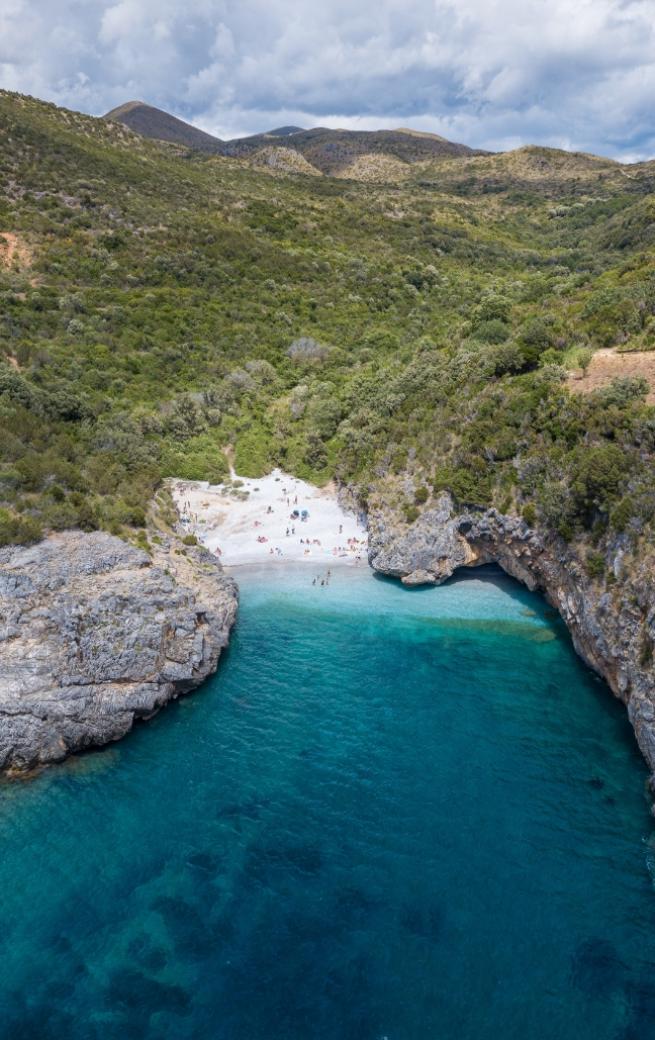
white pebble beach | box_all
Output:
[170,468,366,567]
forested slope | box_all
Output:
[2,89,655,579]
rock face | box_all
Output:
[369,493,655,782]
[0,530,237,772]
[368,495,477,583]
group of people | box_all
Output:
[330,536,365,558]
[262,492,365,560]
[179,499,200,527]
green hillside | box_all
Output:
[2,89,655,567]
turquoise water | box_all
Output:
[1,563,654,1039]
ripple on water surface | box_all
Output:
[0,564,654,1039]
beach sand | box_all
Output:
[170,469,366,567]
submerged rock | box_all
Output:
[368,491,655,786]
[0,529,237,772]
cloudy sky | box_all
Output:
[1,0,655,160]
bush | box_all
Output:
[575,348,594,374]
[474,295,511,324]
[521,502,537,526]
[569,443,627,521]
[488,342,525,375]
[518,316,556,367]
[594,376,648,407]
[287,337,330,363]
[472,319,510,344]
[611,496,636,532]
[586,550,606,579]
[160,434,229,483]
[234,426,274,477]
[433,461,492,507]
[0,508,42,547]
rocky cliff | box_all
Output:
[0,530,237,773]
[368,492,655,783]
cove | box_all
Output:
[0,564,654,1039]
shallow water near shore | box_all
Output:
[1,563,655,1038]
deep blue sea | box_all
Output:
[1,563,654,1039]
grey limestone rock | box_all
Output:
[368,494,476,579]
[0,530,237,772]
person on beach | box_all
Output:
[286,528,289,536]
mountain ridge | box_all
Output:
[103,100,490,174]
[104,100,224,152]
[102,99,655,185]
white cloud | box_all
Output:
[1,0,654,159]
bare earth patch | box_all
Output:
[0,232,31,270]
[568,348,655,404]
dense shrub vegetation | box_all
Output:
[2,90,655,565]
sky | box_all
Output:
[1,0,655,160]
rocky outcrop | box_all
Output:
[368,494,477,584]
[369,492,655,782]
[0,530,237,772]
